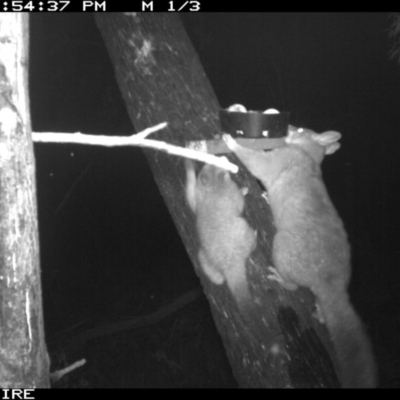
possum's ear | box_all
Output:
[325,142,341,155]
[311,131,341,155]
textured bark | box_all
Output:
[0,14,49,388]
[95,13,339,388]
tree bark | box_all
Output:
[0,14,49,388]
[95,13,340,388]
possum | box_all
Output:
[223,127,376,388]
[185,158,256,306]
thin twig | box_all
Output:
[50,359,86,382]
[54,163,93,215]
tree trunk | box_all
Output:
[95,13,339,388]
[0,14,49,388]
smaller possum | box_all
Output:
[185,159,256,306]
[224,128,376,388]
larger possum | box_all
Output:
[222,122,376,388]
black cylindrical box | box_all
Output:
[220,109,290,138]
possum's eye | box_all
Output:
[198,165,219,187]
[287,128,302,141]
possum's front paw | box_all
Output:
[198,250,225,285]
[222,134,238,151]
[313,303,326,324]
[267,266,298,291]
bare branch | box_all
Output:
[32,123,239,173]
[50,359,86,382]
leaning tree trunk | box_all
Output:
[0,14,50,388]
[95,13,340,388]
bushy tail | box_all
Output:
[323,297,377,388]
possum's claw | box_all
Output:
[267,266,298,291]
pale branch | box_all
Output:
[32,122,239,173]
[64,287,203,352]
[50,359,86,382]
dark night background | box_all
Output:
[29,13,400,387]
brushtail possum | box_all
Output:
[185,159,256,306]
[224,127,376,388]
